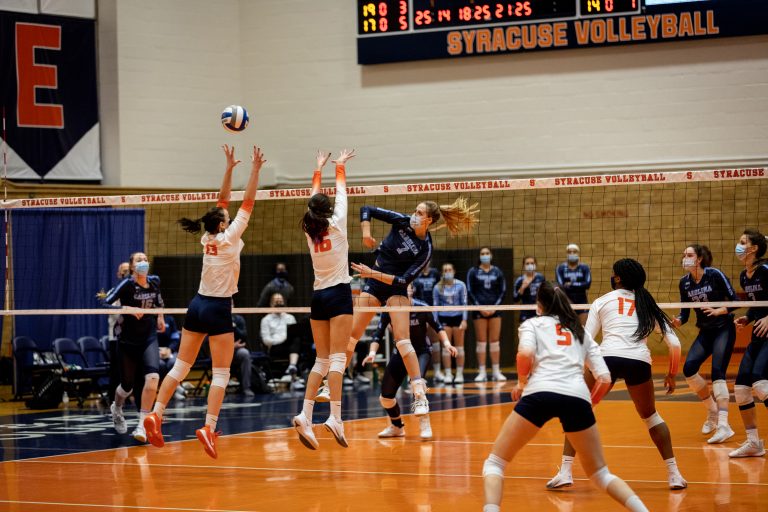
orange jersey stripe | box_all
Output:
[217,200,229,209]
[335,164,346,186]
[241,199,255,213]
[311,169,322,193]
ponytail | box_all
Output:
[424,197,479,235]
[537,281,585,344]
[743,228,768,267]
[301,193,333,244]
[688,243,713,268]
[178,206,227,235]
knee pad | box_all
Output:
[685,373,707,393]
[734,385,755,409]
[589,466,618,491]
[476,341,488,353]
[642,412,664,430]
[379,395,397,409]
[211,367,230,388]
[754,380,768,402]
[347,338,358,352]
[457,347,465,358]
[396,339,415,358]
[116,384,132,399]
[311,357,330,377]
[329,353,346,374]
[167,358,192,382]
[489,342,500,353]
[482,453,508,478]
[144,372,160,391]
[712,379,729,402]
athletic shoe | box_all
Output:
[132,424,147,443]
[729,439,766,458]
[292,412,319,450]
[378,424,405,438]
[419,416,433,441]
[668,472,688,490]
[291,380,305,391]
[546,471,573,489]
[343,376,354,386]
[355,373,371,384]
[324,415,348,448]
[492,371,507,382]
[701,412,718,435]
[143,412,165,448]
[110,402,127,434]
[443,372,453,384]
[196,425,220,459]
[454,372,464,384]
[286,364,298,376]
[433,370,445,383]
[173,385,187,401]
[243,389,256,398]
[475,372,488,383]
[412,396,429,416]
[707,424,735,444]
[315,385,331,402]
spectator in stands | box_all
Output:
[261,292,303,388]
[258,262,295,306]
[556,243,592,324]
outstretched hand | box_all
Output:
[332,148,356,165]
[223,144,241,170]
[251,146,266,171]
[317,150,331,169]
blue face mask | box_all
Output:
[444,272,454,281]
[567,254,579,263]
[409,214,422,230]
[735,244,747,260]
[479,255,491,265]
[135,261,149,276]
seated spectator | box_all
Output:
[257,262,295,306]
[260,293,303,386]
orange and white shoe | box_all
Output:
[196,425,220,459]
[143,412,164,448]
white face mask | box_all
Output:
[409,213,422,230]
[443,272,454,281]
[735,244,748,260]
[479,255,491,265]
[567,254,579,263]
[682,257,697,269]
[524,263,536,272]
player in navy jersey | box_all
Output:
[350,197,478,416]
[144,145,264,459]
[513,256,545,324]
[413,262,445,381]
[730,229,768,457]
[103,252,165,444]
[432,262,468,384]
[555,243,592,324]
[467,247,507,382]
[364,285,456,440]
[671,243,738,444]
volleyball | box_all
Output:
[221,105,249,133]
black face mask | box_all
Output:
[274,303,284,308]
[276,271,288,280]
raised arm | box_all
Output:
[218,144,241,207]
[359,205,407,249]
[351,241,432,287]
[242,146,265,210]
[331,149,354,227]
[310,150,331,197]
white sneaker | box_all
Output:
[419,416,433,441]
[545,471,573,489]
[492,371,507,382]
[292,412,319,450]
[412,396,429,416]
[342,376,354,386]
[701,412,718,435]
[324,415,348,448]
[729,439,766,458]
[315,385,330,403]
[475,372,488,383]
[291,380,305,391]
[443,372,453,384]
[433,370,445,383]
[355,373,370,384]
[454,372,464,384]
[668,472,688,490]
[132,425,147,443]
[110,402,127,434]
[378,424,405,438]
[707,424,735,444]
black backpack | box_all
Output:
[26,373,64,409]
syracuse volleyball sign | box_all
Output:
[0,11,100,180]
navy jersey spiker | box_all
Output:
[104,276,164,344]
[466,266,506,306]
[677,267,737,330]
[371,299,444,354]
[513,272,546,322]
[555,263,592,305]
[360,206,433,288]
[741,262,768,324]
[413,267,440,305]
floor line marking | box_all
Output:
[0,500,258,512]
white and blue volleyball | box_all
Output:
[221,105,249,133]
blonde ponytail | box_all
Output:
[424,197,479,235]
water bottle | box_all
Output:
[62,391,69,404]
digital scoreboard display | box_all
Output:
[357,0,768,64]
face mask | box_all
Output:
[273,302,284,308]
[682,257,696,269]
[409,214,423,230]
[444,272,454,281]
[276,271,288,280]
[567,254,579,263]
[524,263,536,272]
[735,244,748,260]
[134,261,149,276]
[480,255,491,264]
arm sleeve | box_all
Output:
[432,286,440,323]
[392,241,432,287]
[360,206,407,224]
[555,264,565,286]
[584,301,601,340]
[466,268,478,305]
[517,320,537,353]
[570,264,591,290]
[494,269,506,305]
[583,265,592,290]
[103,280,129,306]
[223,208,251,245]
[371,314,391,344]
[677,279,690,325]
[513,276,523,302]
[310,168,322,196]
[584,333,610,379]
[715,269,739,312]
[460,281,468,322]
[331,164,347,232]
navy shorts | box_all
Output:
[603,356,652,386]
[472,310,501,320]
[438,315,464,328]
[311,283,353,321]
[362,278,407,305]
[514,391,596,432]
[183,294,233,336]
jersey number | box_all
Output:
[205,244,218,256]
[314,239,332,253]
[617,297,635,316]
[555,323,572,346]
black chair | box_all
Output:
[12,336,58,399]
[78,336,110,366]
[53,337,109,407]
[99,335,111,353]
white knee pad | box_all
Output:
[642,412,664,430]
[167,358,192,382]
[116,384,132,399]
[329,353,346,374]
[311,357,330,377]
[476,342,488,353]
[589,466,618,491]
[396,339,415,358]
[482,454,508,477]
[379,395,397,409]
[144,372,160,391]
[347,338,358,352]
[489,342,500,353]
[211,367,230,388]
[712,379,729,402]
[685,373,707,393]
[753,380,768,402]
[734,385,755,407]
[457,347,465,358]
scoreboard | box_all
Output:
[357,0,768,64]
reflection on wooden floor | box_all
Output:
[0,397,765,511]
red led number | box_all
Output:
[205,244,218,256]
[556,323,573,346]
[378,2,387,16]
[606,0,614,12]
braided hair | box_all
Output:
[613,258,672,341]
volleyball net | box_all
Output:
[1,167,766,357]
